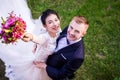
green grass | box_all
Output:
[0,0,120,80]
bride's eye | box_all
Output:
[55,19,58,22]
[48,21,52,24]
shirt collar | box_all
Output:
[69,38,82,44]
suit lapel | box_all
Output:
[55,26,68,48]
[55,34,67,49]
[56,39,82,54]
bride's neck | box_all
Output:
[48,32,56,38]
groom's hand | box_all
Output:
[33,61,47,69]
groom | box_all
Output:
[34,15,89,80]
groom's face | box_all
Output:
[67,19,86,41]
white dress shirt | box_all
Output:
[55,37,68,52]
[55,37,82,52]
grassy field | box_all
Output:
[0,0,120,80]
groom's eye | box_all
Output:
[75,30,79,33]
[70,26,73,30]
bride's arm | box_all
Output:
[22,33,46,44]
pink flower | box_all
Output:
[0,12,26,44]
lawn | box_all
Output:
[0,0,120,80]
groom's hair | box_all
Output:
[41,9,60,25]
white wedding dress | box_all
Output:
[0,0,53,80]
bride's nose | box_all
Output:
[53,21,58,26]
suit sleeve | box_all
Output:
[46,58,84,79]
[46,35,85,79]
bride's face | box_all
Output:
[44,14,60,35]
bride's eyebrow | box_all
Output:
[47,20,53,23]
[48,20,53,22]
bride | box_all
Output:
[0,0,52,80]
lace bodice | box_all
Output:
[33,32,59,62]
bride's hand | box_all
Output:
[22,33,33,42]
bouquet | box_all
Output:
[0,12,26,44]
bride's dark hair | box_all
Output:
[41,9,60,25]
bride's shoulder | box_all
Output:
[38,32,49,38]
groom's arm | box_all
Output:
[46,43,85,79]
[46,58,84,79]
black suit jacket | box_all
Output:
[46,26,85,80]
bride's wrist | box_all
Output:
[30,35,33,41]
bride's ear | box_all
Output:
[43,25,47,28]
